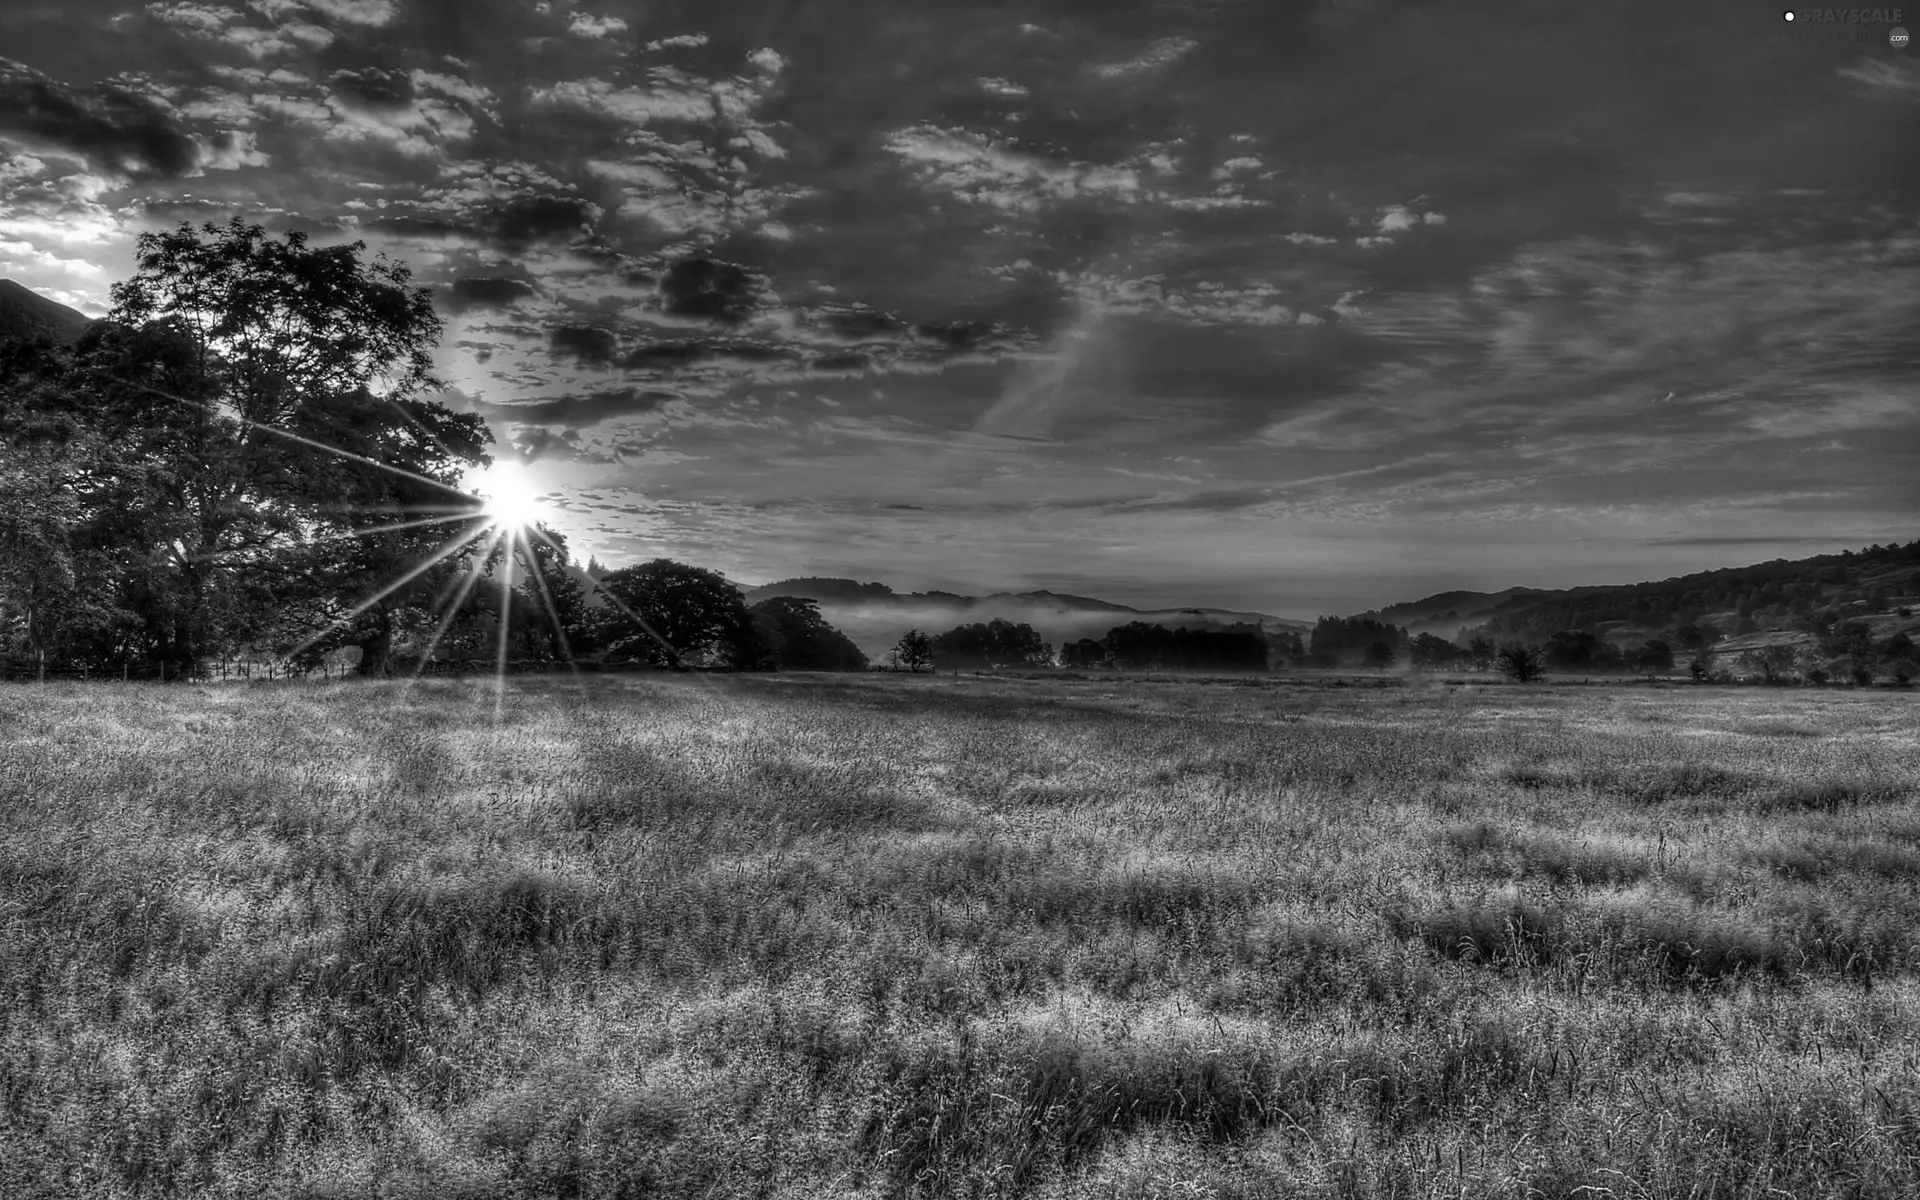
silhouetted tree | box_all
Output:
[84,217,489,677]
[1363,640,1396,670]
[1060,637,1109,669]
[594,559,762,669]
[1408,632,1458,672]
[749,595,868,671]
[893,628,933,673]
[1496,643,1545,683]
[930,618,1051,669]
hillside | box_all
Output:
[0,280,92,345]
[1430,540,1920,648]
[745,577,1307,660]
[1372,586,1552,639]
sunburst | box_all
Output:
[98,369,734,716]
[472,460,550,531]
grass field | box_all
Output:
[2,673,1918,1199]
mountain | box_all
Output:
[1359,540,1920,650]
[1369,587,1552,639]
[0,280,93,345]
[744,576,1308,660]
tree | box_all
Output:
[1633,640,1675,674]
[1060,637,1109,669]
[1737,644,1799,685]
[1495,643,1545,683]
[1466,635,1496,671]
[930,618,1052,670]
[1544,629,1601,670]
[1408,632,1459,672]
[82,217,490,677]
[1363,640,1396,670]
[748,596,868,671]
[892,628,934,673]
[595,559,763,669]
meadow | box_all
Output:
[1,673,1917,1199]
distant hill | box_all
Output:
[0,280,93,345]
[1357,541,1920,650]
[1371,586,1552,639]
[744,576,1307,660]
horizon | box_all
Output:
[4,2,1918,617]
[722,534,1920,624]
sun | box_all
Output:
[473,460,549,530]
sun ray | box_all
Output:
[493,526,517,722]
[400,529,503,693]
[281,522,496,666]
[524,524,738,705]
[519,531,591,702]
[186,512,481,565]
[99,372,481,505]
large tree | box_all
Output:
[749,596,868,671]
[87,218,492,677]
[592,559,763,669]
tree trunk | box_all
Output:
[355,604,394,677]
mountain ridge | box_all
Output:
[0,280,93,345]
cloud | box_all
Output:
[550,323,617,363]
[446,275,536,311]
[0,58,199,177]
[301,0,397,26]
[884,124,1147,212]
[569,13,628,39]
[194,128,267,170]
[1089,36,1197,79]
[1837,59,1920,100]
[657,257,766,323]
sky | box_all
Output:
[1,0,1916,618]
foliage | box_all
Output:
[1059,637,1110,669]
[1495,642,1546,683]
[1102,621,1268,672]
[1408,632,1459,672]
[594,559,764,670]
[929,618,1052,670]
[890,627,934,672]
[1308,615,1408,666]
[748,596,868,671]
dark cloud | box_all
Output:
[0,58,197,177]
[446,276,536,312]
[327,67,415,109]
[658,257,764,322]
[368,214,472,238]
[814,306,908,341]
[811,352,870,371]
[623,340,711,370]
[490,195,596,243]
[550,323,618,364]
[473,387,679,427]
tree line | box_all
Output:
[0,221,874,681]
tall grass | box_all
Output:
[0,674,1917,1197]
